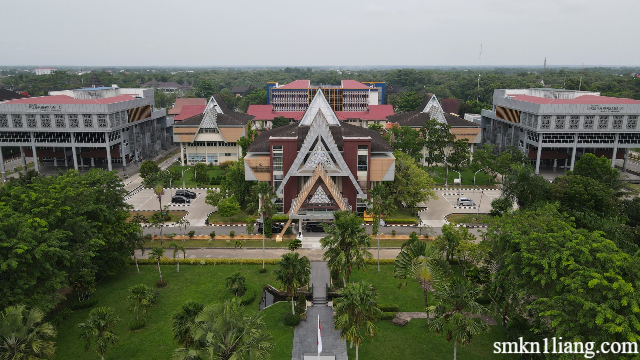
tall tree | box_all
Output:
[77,307,121,360]
[139,160,160,180]
[367,184,397,271]
[333,281,382,360]
[272,116,290,129]
[388,125,425,161]
[172,299,273,360]
[390,151,437,210]
[149,247,165,282]
[420,119,454,168]
[389,91,424,112]
[274,253,311,314]
[225,272,247,297]
[446,139,471,171]
[501,164,550,209]
[171,301,205,350]
[571,152,622,190]
[0,305,56,360]
[194,79,217,99]
[429,278,490,360]
[169,242,186,273]
[321,211,372,285]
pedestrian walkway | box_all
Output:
[292,262,347,360]
[301,236,323,250]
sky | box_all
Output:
[1,0,639,67]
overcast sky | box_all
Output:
[1,0,638,67]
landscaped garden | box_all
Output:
[167,164,226,188]
[427,166,491,186]
[128,210,188,223]
[446,213,493,225]
[52,264,294,359]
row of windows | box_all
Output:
[187,141,237,147]
[0,112,128,129]
[522,113,638,130]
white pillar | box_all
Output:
[611,133,619,168]
[553,159,557,172]
[180,142,185,166]
[570,133,578,171]
[120,129,126,167]
[30,132,39,173]
[54,157,57,166]
[90,158,95,167]
[623,148,630,172]
[106,143,112,171]
[64,149,68,167]
[0,147,5,179]
[70,135,79,171]
[535,135,543,174]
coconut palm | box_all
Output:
[367,184,397,272]
[130,234,146,274]
[77,307,121,360]
[172,299,273,360]
[177,218,190,244]
[333,281,382,360]
[169,242,186,273]
[149,247,165,282]
[274,252,311,315]
[172,301,205,349]
[0,305,56,360]
[127,284,156,320]
[429,278,490,360]
[394,241,443,324]
[154,184,164,214]
[321,211,372,286]
[225,272,246,297]
[151,218,165,246]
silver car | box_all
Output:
[457,197,476,206]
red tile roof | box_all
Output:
[247,104,394,121]
[341,80,371,89]
[4,94,136,105]
[174,104,206,120]
[510,94,640,105]
[168,98,206,115]
[278,80,311,89]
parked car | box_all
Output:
[172,195,190,204]
[456,197,476,206]
[257,222,284,234]
[175,190,196,199]
[304,222,327,232]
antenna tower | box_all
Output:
[477,44,482,101]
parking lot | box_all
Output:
[125,188,215,226]
[420,188,501,227]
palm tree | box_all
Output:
[77,307,121,360]
[429,278,490,360]
[394,241,443,324]
[132,213,147,224]
[274,252,311,315]
[367,184,397,272]
[177,218,190,244]
[127,284,156,320]
[0,305,56,360]
[130,234,145,275]
[149,247,165,282]
[172,299,273,360]
[169,242,186,273]
[172,301,205,349]
[225,272,246,297]
[154,184,164,214]
[151,218,165,246]
[333,281,382,360]
[321,211,372,286]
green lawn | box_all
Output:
[208,209,257,224]
[128,210,187,223]
[53,265,293,360]
[426,166,493,186]
[143,239,294,248]
[447,213,493,225]
[168,165,226,188]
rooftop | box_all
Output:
[2,94,137,105]
[174,105,207,121]
[168,98,206,115]
[508,94,640,105]
[247,104,394,121]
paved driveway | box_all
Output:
[420,188,500,227]
[126,188,215,225]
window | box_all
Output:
[109,114,116,127]
[584,116,594,129]
[598,116,609,129]
[12,114,22,128]
[554,116,565,129]
[40,114,51,128]
[83,114,93,128]
[272,145,283,172]
[224,153,232,156]
[0,114,7,128]
[569,116,580,129]
[357,155,368,171]
[628,115,638,130]
[98,115,107,128]
[26,114,36,128]
[613,116,623,130]
[541,116,551,129]
[55,115,65,128]
[69,115,79,128]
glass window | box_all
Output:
[357,154,368,171]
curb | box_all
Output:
[452,206,477,209]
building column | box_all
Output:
[553,159,557,172]
[64,149,68,167]
[70,134,79,171]
[205,143,208,164]
[120,129,126,168]
[216,142,220,165]
[623,148,630,172]
[30,132,39,173]
[54,157,57,167]
[511,126,516,147]
[535,135,543,174]
[20,146,27,174]
[90,158,95,167]
[611,133,619,168]
[106,143,112,172]
[180,143,185,166]
[570,133,578,171]
[0,146,5,179]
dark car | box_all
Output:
[304,222,326,232]
[171,195,190,204]
[175,190,196,199]
[257,222,284,234]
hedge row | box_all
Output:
[379,312,397,320]
[363,259,395,265]
[240,289,258,306]
[134,258,280,266]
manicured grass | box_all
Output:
[349,265,426,312]
[154,149,180,165]
[426,166,492,186]
[143,239,294,248]
[447,213,493,225]
[128,210,187,223]
[208,209,257,224]
[168,165,226,188]
[386,209,419,221]
[53,265,293,360]
[348,319,517,360]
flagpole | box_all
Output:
[318,314,320,358]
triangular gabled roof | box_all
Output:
[299,90,341,127]
[420,94,447,124]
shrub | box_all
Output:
[156,280,168,288]
[259,267,267,274]
[378,304,400,312]
[240,289,257,306]
[392,230,397,236]
[219,161,233,170]
[229,231,235,238]
[284,226,293,235]
[188,230,195,239]
[272,214,289,222]
[163,214,171,221]
[144,234,152,241]
[295,295,307,314]
[69,298,98,311]
[379,312,397,320]
[288,239,302,252]
[209,231,216,239]
[284,313,301,326]
[128,318,147,331]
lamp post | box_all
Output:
[452,169,461,194]
[473,169,482,216]
[194,167,197,188]
[259,196,265,269]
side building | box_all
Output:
[481,88,640,173]
[0,87,169,177]
[173,95,253,165]
[244,90,395,236]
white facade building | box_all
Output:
[34,67,57,75]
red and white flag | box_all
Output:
[317,314,323,355]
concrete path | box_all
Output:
[292,262,347,360]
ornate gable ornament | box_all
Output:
[421,94,447,124]
[304,140,335,170]
[308,187,331,204]
[299,90,341,127]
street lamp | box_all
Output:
[473,169,482,217]
[452,169,462,194]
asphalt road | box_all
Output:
[134,247,402,261]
